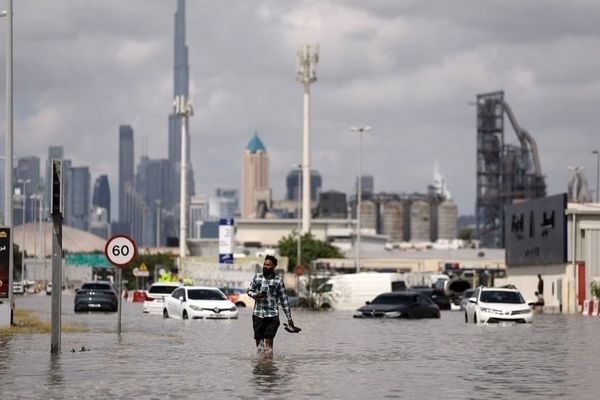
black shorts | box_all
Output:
[253,315,280,340]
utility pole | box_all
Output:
[350,126,372,273]
[174,96,193,260]
[296,44,318,234]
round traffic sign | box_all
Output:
[104,235,137,267]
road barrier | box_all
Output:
[582,300,590,316]
[582,300,599,316]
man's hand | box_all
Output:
[254,292,267,299]
[287,319,295,329]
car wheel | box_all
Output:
[163,308,169,319]
[183,310,189,320]
[473,313,477,324]
[236,302,246,308]
[465,313,468,323]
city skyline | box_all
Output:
[1,1,599,217]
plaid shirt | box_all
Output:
[247,273,292,320]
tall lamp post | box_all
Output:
[17,178,30,281]
[350,126,371,273]
[593,150,599,203]
[292,164,303,266]
[296,44,318,234]
[174,95,193,260]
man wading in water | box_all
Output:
[247,255,295,357]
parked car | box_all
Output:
[459,289,475,311]
[410,286,452,310]
[12,281,24,295]
[219,287,255,308]
[353,291,440,319]
[74,281,118,312]
[163,286,238,320]
[465,287,533,324]
[143,282,180,314]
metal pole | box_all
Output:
[302,84,311,234]
[3,0,14,327]
[572,212,577,314]
[356,131,362,273]
[50,211,62,353]
[297,166,302,266]
[20,182,26,281]
[116,268,122,335]
[156,199,161,247]
[593,150,599,202]
[176,96,192,260]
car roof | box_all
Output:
[150,282,181,287]
[479,287,519,292]
[182,286,222,291]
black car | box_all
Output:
[410,286,452,310]
[74,282,119,312]
[353,292,440,319]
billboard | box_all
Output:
[504,193,567,266]
[218,218,235,264]
[0,227,11,298]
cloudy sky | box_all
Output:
[1,0,599,217]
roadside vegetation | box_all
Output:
[0,309,88,337]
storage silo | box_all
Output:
[410,200,430,242]
[360,199,377,233]
[437,200,458,239]
[382,200,404,241]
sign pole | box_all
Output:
[50,159,63,354]
[116,268,122,335]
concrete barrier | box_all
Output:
[593,300,600,316]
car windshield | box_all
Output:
[480,290,525,304]
[149,285,178,294]
[462,290,475,299]
[188,289,227,301]
[371,294,413,305]
[81,283,113,291]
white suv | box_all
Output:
[143,282,181,314]
[465,287,533,324]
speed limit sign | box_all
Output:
[104,235,137,267]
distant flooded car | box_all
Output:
[465,287,532,324]
[163,286,238,320]
[143,282,181,314]
[459,289,475,311]
[74,281,118,312]
[353,292,440,319]
[219,287,255,308]
[410,287,452,310]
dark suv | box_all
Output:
[74,281,118,312]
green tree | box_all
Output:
[277,232,343,272]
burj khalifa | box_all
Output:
[168,0,195,208]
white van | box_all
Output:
[314,272,407,311]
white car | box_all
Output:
[465,287,533,324]
[163,286,238,320]
[143,282,181,314]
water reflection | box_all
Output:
[252,357,281,392]
[47,353,64,387]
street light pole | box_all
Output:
[296,44,318,234]
[17,178,30,282]
[350,126,372,273]
[174,96,193,260]
[292,164,303,267]
[593,150,599,203]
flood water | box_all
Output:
[2,295,600,399]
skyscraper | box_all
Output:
[92,175,111,222]
[15,156,41,224]
[67,166,90,231]
[286,168,322,202]
[119,125,134,223]
[168,0,195,208]
[241,133,271,218]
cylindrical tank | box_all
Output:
[382,200,404,241]
[410,200,430,242]
[437,200,458,240]
[360,200,377,232]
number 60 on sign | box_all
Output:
[104,235,137,267]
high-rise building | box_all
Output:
[167,0,195,208]
[119,125,134,223]
[318,190,347,218]
[286,169,322,202]
[215,188,239,216]
[15,156,41,224]
[355,175,374,198]
[67,166,90,231]
[92,175,111,222]
[136,156,171,246]
[241,133,271,218]
[44,146,63,217]
[123,182,151,246]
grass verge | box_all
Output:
[0,309,88,337]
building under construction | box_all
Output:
[476,91,546,248]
